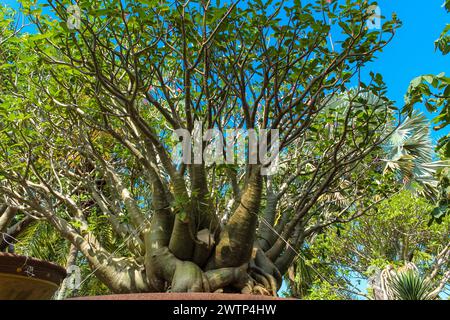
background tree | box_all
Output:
[403,0,450,223]
[286,190,450,299]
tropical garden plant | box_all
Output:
[286,190,450,300]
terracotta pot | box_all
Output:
[71,293,288,300]
[0,252,67,300]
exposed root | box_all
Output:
[145,247,252,293]
[204,263,248,292]
[242,245,282,296]
[253,285,271,296]
[171,260,207,292]
[240,276,274,296]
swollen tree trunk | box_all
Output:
[137,165,283,295]
[212,166,262,269]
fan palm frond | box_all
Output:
[383,112,449,197]
[323,89,390,114]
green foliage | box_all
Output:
[68,263,112,298]
[14,221,70,266]
[430,167,450,224]
[383,112,447,200]
[403,2,450,158]
[288,190,450,299]
[12,215,114,297]
[391,270,433,300]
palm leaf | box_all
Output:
[391,270,433,300]
[383,112,449,197]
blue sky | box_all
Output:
[365,0,450,142]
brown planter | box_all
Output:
[0,252,67,300]
[71,293,288,300]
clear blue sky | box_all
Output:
[365,0,450,142]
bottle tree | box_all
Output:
[1,0,431,295]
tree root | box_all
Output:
[145,247,251,293]
[241,245,282,296]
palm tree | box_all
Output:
[383,112,448,199]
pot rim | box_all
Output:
[0,252,67,285]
